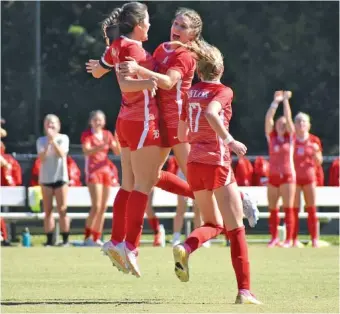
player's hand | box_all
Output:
[273,90,284,103]
[118,57,139,76]
[312,142,320,153]
[86,59,99,73]
[147,77,158,97]
[229,140,247,158]
[283,91,292,100]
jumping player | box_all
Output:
[173,42,261,304]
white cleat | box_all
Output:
[202,240,211,248]
[124,246,141,278]
[242,193,260,228]
[101,241,130,274]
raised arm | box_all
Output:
[282,91,295,134]
[265,91,283,138]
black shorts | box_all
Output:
[42,181,67,189]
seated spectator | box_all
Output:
[328,158,340,186]
[252,156,270,186]
[234,157,253,186]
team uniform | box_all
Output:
[153,43,196,147]
[180,81,235,191]
[81,129,116,186]
[294,134,322,186]
[267,131,296,187]
[99,36,160,151]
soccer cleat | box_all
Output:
[267,238,281,248]
[101,241,129,274]
[173,244,190,282]
[124,245,141,278]
[292,239,304,248]
[235,290,262,305]
[281,240,293,248]
[242,193,260,228]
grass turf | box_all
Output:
[1,240,339,313]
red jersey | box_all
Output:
[328,158,340,186]
[294,134,322,182]
[235,157,253,186]
[0,154,22,186]
[100,36,158,122]
[267,131,295,176]
[81,129,116,176]
[153,43,196,128]
[181,81,233,166]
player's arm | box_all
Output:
[205,92,247,158]
[178,95,189,142]
[82,140,106,156]
[50,135,69,158]
[109,132,121,156]
[282,91,295,134]
[265,91,283,138]
[313,138,323,165]
[116,73,157,94]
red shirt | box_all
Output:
[294,134,322,182]
[328,158,340,186]
[181,81,233,166]
[100,36,158,121]
[267,131,295,176]
[153,43,196,128]
[81,129,115,176]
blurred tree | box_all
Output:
[1,1,338,154]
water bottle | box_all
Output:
[159,224,166,248]
[22,227,31,247]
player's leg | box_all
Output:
[302,182,319,247]
[279,182,296,247]
[173,189,224,282]
[54,183,70,246]
[172,195,187,246]
[214,181,261,305]
[84,182,102,244]
[125,144,161,277]
[41,185,55,246]
[145,189,163,247]
[267,179,281,247]
[292,185,304,247]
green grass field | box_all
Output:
[1,236,339,313]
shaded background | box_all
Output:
[1,1,339,155]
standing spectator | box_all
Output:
[81,110,120,246]
[293,112,323,248]
[36,114,70,247]
[264,91,296,248]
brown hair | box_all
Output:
[172,41,224,81]
[102,2,148,45]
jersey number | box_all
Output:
[188,102,202,132]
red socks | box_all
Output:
[156,170,194,199]
[111,188,131,243]
[292,207,299,240]
[0,218,8,241]
[227,226,250,290]
[284,208,294,241]
[184,223,224,253]
[125,190,149,250]
[92,231,101,242]
[148,217,160,234]
[306,206,318,241]
[84,226,92,239]
[269,209,280,239]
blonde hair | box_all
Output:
[172,41,224,81]
[44,114,61,132]
[294,112,311,124]
[89,110,106,125]
[175,8,203,45]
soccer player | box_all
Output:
[173,42,261,305]
[265,91,296,248]
[81,110,120,246]
[118,7,259,229]
[292,112,323,248]
[86,2,194,277]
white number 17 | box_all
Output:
[188,102,202,132]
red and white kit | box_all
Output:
[100,36,160,151]
[81,129,116,186]
[267,130,296,187]
[294,134,322,186]
[153,43,196,147]
[180,81,235,191]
